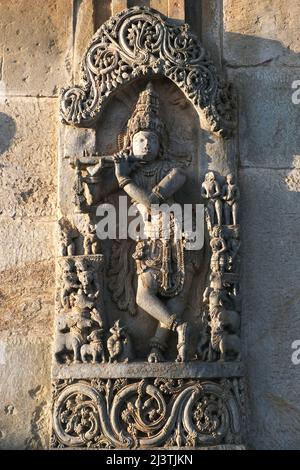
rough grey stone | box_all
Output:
[240,167,300,449]
[0,335,51,449]
[223,0,300,67]
[228,67,300,169]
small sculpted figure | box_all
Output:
[210,226,227,274]
[222,173,240,226]
[201,172,222,227]
[83,223,101,255]
[80,329,106,363]
[58,218,78,256]
[203,272,232,313]
[209,308,241,362]
[107,320,134,363]
[55,312,92,363]
[60,258,80,311]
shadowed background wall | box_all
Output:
[0,0,299,449]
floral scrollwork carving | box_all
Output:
[51,378,243,449]
[60,6,236,137]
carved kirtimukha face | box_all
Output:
[132,130,160,162]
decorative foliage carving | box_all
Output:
[51,378,243,449]
[60,6,236,137]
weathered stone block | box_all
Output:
[0,0,73,96]
[168,0,185,20]
[150,0,168,16]
[223,0,300,66]
[0,98,57,218]
[0,260,55,337]
[74,0,95,83]
[0,218,55,271]
[240,167,300,449]
[112,0,127,15]
[200,0,222,69]
[0,336,51,449]
[228,67,300,168]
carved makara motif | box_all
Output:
[51,378,244,449]
[60,6,236,137]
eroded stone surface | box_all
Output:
[0,0,72,96]
[240,168,300,449]
[0,260,54,337]
[0,98,57,218]
[223,0,300,66]
[0,335,51,449]
[228,67,300,169]
[0,218,55,271]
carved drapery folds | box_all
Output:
[60,6,236,137]
[51,378,245,449]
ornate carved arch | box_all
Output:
[60,6,236,137]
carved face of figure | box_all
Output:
[132,131,160,162]
[78,270,92,292]
[213,226,222,238]
[227,173,234,185]
[205,172,215,183]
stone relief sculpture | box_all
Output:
[52,6,245,450]
[60,6,236,137]
[201,172,241,363]
[68,82,198,363]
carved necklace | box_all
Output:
[139,161,164,177]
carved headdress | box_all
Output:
[121,82,166,150]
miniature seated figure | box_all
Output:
[84,83,197,363]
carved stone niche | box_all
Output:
[52,6,245,449]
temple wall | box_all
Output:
[0,0,299,449]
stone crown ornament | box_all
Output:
[60,6,236,137]
[125,82,163,144]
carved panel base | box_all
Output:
[51,376,245,449]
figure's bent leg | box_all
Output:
[136,272,177,330]
[136,271,178,363]
[167,264,195,362]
